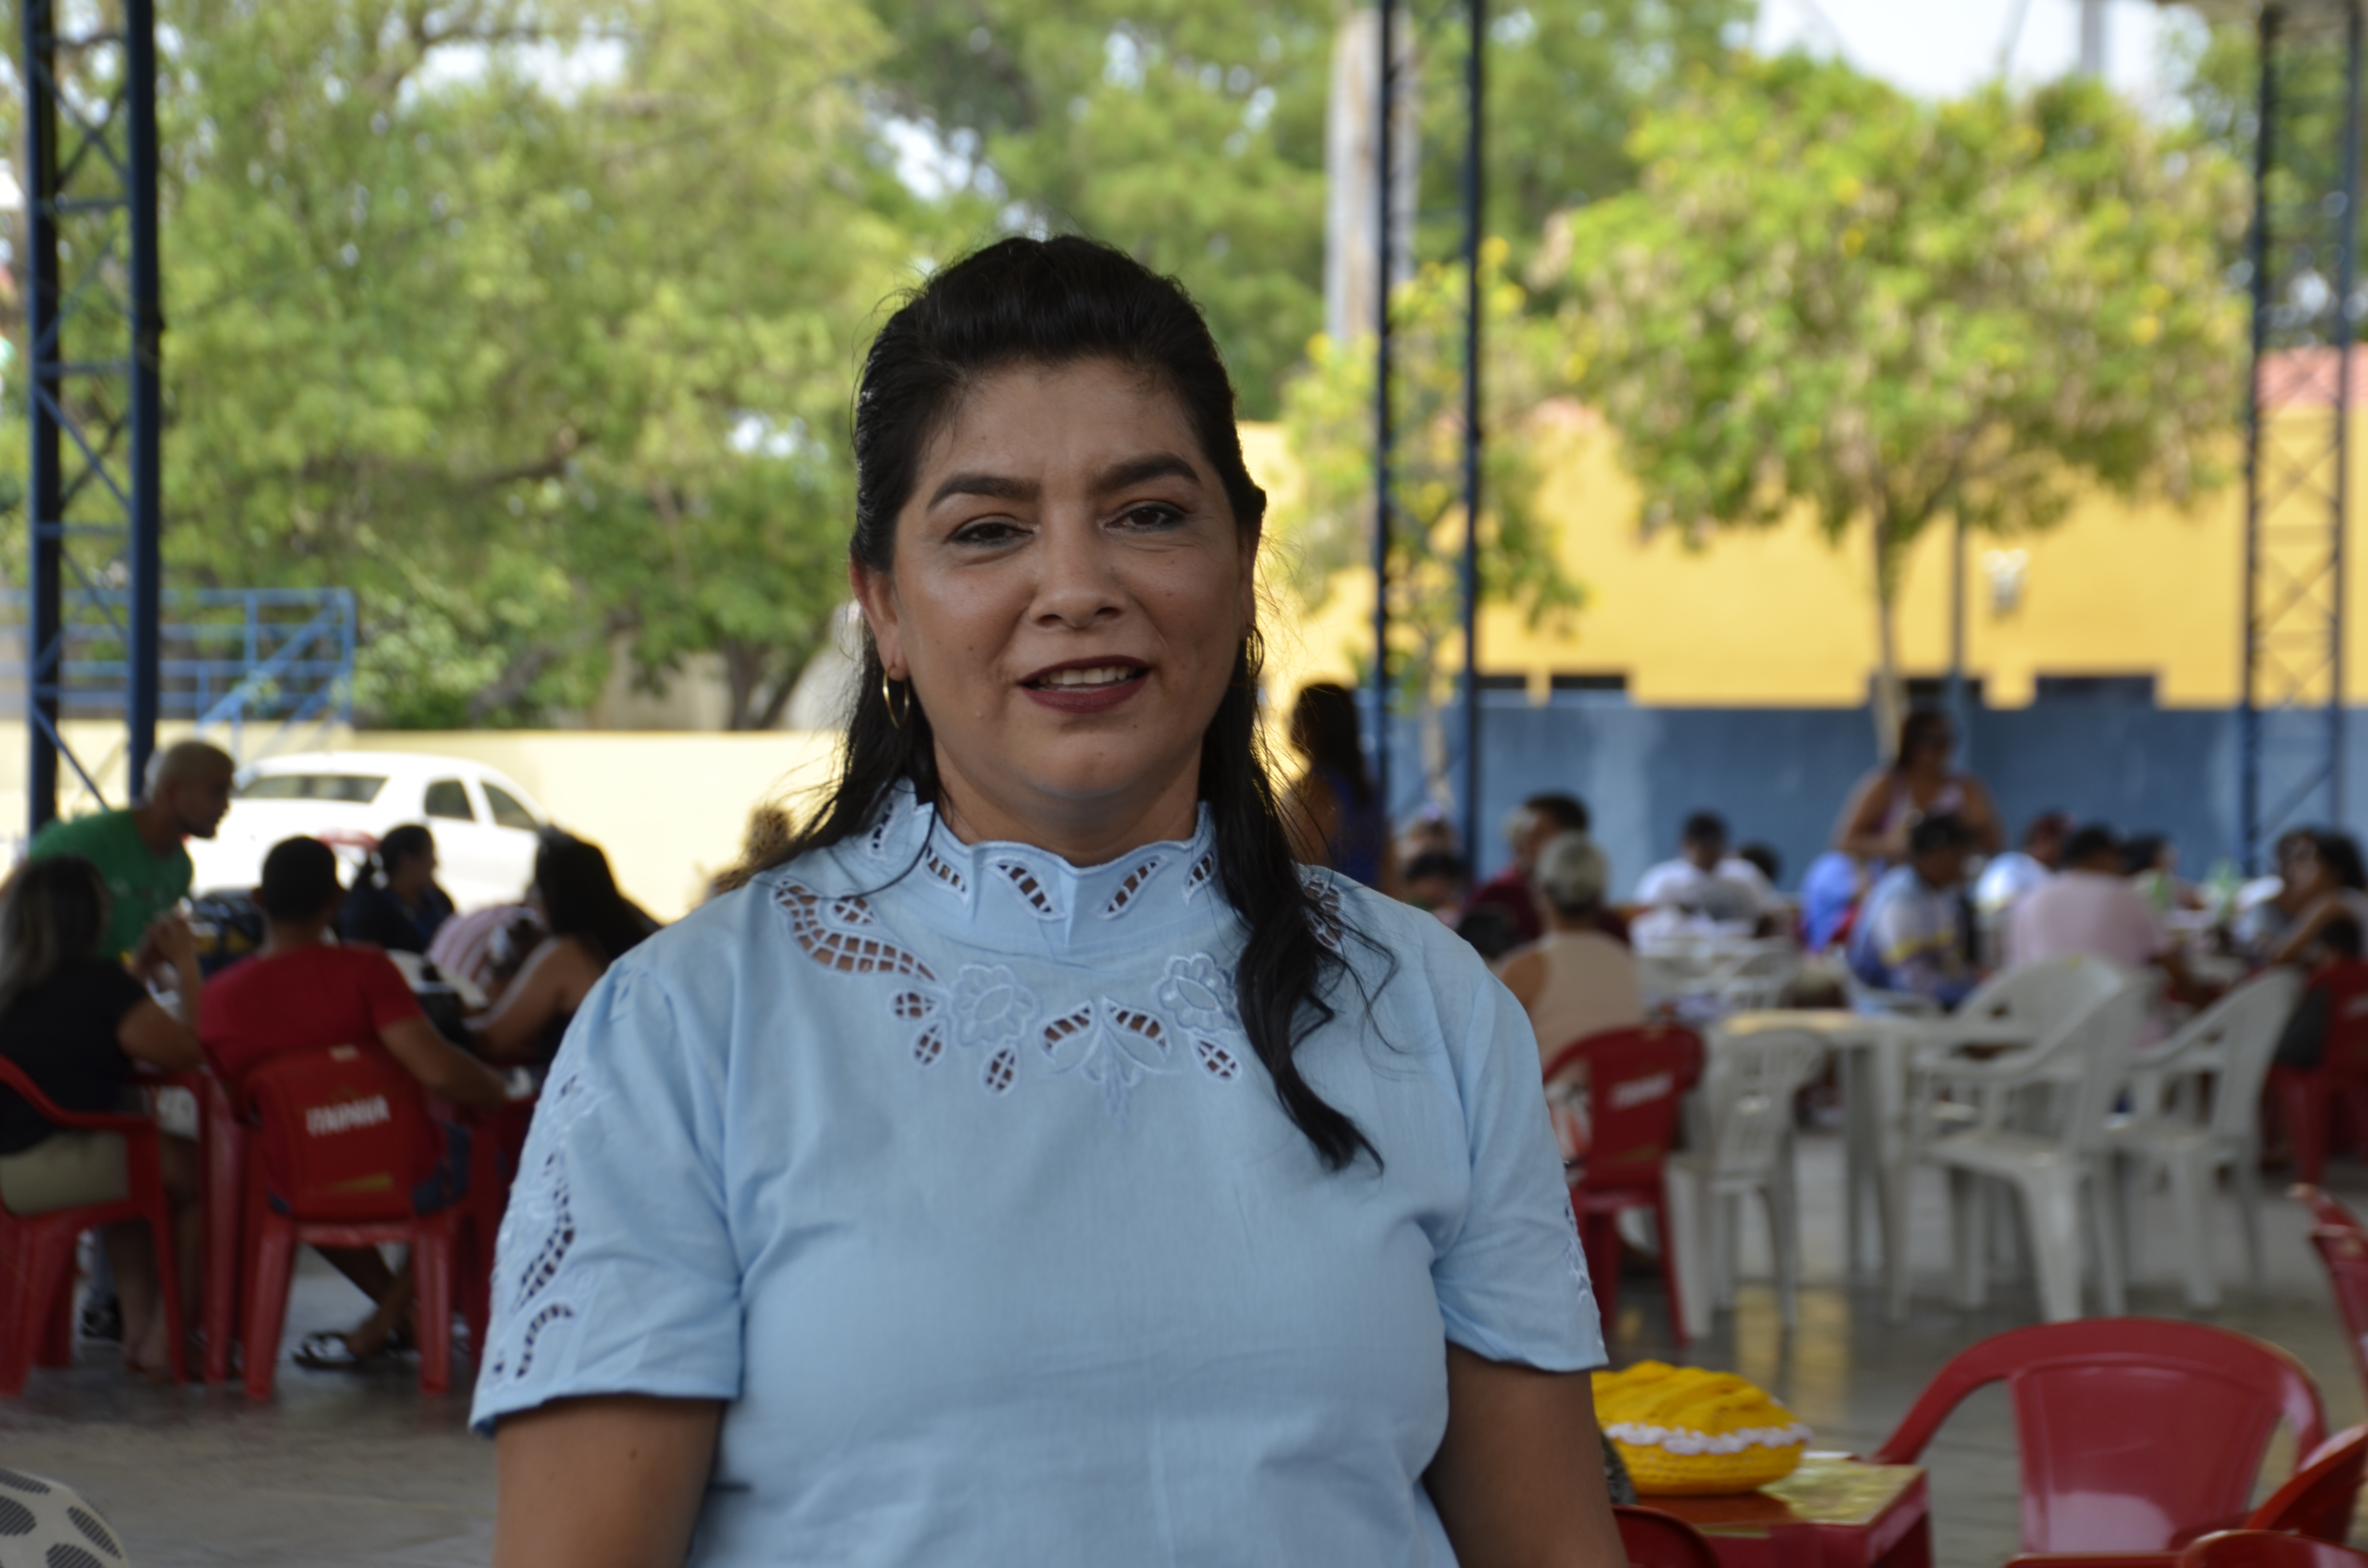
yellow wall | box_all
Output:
[1240,415,2323,711]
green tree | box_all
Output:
[1556,55,2249,750]
[1276,242,1579,803]
[2,0,932,728]
[868,0,1749,416]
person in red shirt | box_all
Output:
[199,836,509,1370]
[1465,793,1597,946]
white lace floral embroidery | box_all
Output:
[775,876,1247,1118]
[1100,855,1167,919]
[1156,953,1245,1082]
[993,858,1063,920]
[1302,875,1346,954]
[920,841,968,898]
[1042,999,1173,1118]
[1182,851,1217,903]
[486,1063,608,1383]
[951,964,1041,1095]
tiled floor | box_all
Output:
[1,1133,2360,1567]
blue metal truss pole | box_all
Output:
[22,0,61,836]
[21,0,163,836]
[2331,0,2362,828]
[1372,0,1395,821]
[1458,0,1484,865]
[2241,1,2282,872]
[126,0,163,800]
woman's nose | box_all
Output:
[1031,515,1124,626]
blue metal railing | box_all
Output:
[0,588,355,750]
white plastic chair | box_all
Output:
[1664,1027,1830,1338]
[1887,967,2154,1323]
[2104,968,2303,1307]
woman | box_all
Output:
[469,831,656,1064]
[1281,680,1391,889]
[336,824,456,955]
[2267,829,2368,968]
[1833,710,2004,863]
[476,238,1617,1568]
[1495,833,1644,1068]
[0,856,203,1378]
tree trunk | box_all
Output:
[1869,517,1904,762]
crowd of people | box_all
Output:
[0,738,659,1378]
[1279,698,2351,1080]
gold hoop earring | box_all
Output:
[881,670,911,730]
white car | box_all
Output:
[187,751,552,912]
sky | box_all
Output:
[1754,0,2205,109]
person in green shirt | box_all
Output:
[29,740,236,965]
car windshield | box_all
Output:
[234,773,387,805]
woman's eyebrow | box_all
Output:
[928,471,1038,507]
[1095,453,1201,492]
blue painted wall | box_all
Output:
[1374,691,2273,900]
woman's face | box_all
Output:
[855,357,1254,851]
[2284,838,2331,901]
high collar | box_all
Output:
[839,785,1229,960]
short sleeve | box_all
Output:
[470,962,742,1434]
[1431,977,1606,1372]
[357,950,425,1030]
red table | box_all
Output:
[1649,1455,1932,1568]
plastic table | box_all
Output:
[1650,1454,1933,1568]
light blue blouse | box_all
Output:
[470,788,1604,1566]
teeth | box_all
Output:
[1036,665,1139,688]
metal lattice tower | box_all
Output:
[2192,0,2368,867]
[19,0,161,836]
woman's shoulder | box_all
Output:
[1310,867,1496,1013]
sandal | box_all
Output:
[292,1332,384,1372]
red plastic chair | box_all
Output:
[2294,1188,2368,1403]
[0,1058,186,1391]
[2252,1425,2368,1543]
[1544,1026,1703,1345]
[235,1044,469,1399]
[1870,1319,2326,1555]
[197,1069,245,1384]
[450,1094,535,1356]
[2270,964,2368,1184]
[2180,1534,2368,1568]
[2000,1425,2368,1568]
[1614,1505,1723,1568]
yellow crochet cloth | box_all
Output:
[1593,1362,1811,1495]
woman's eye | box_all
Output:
[951,519,1024,547]
[1116,503,1184,531]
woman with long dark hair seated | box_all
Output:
[336,823,455,955]
[475,238,1617,1568]
[1282,678,1392,890]
[468,831,655,1064]
[0,855,205,1378]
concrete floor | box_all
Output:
[0,1132,2360,1568]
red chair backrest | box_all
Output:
[1871,1319,2327,1554]
[1614,1505,1722,1568]
[1542,1026,1702,1197]
[0,1055,136,1133]
[2249,1425,2368,1542]
[2306,1225,2368,1399]
[2319,964,2368,1079]
[2296,1185,2368,1236]
[2182,1534,2368,1568]
[240,1045,433,1223]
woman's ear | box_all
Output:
[849,559,906,681]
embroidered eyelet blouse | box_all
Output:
[470,787,1604,1566]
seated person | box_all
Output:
[425,901,544,1004]
[1800,850,1865,953]
[1495,833,1645,1068]
[2272,916,2368,1073]
[0,855,204,1378]
[1847,815,1980,1008]
[200,836,510,1369]
[1399,851,1469,924]
[2006,823,2194,996]
[1632,810,1778,939]
[469,831,657,1063]
[336,825,455,956]
[1465,793,1591,947]
[1974,810,2070,921]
